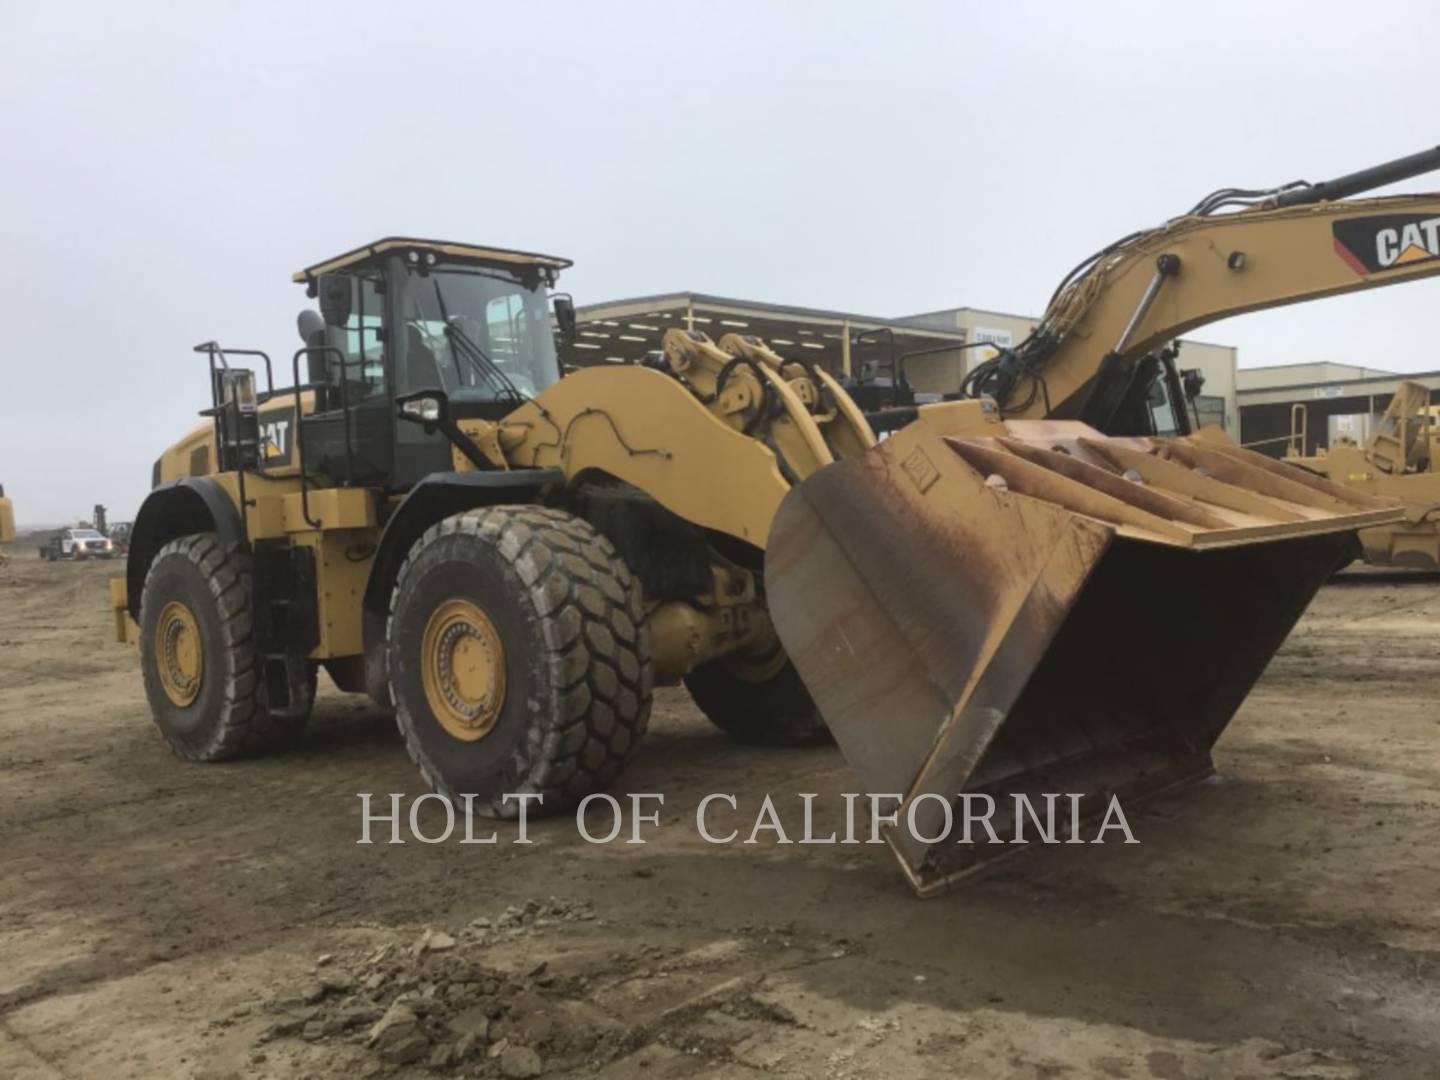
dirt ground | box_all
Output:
[1,551,1438,1079]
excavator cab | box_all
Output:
[1070,349,1196,438]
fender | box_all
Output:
[125,477,245,619]
[359,468,564,701]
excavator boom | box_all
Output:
[968,147,1440,434]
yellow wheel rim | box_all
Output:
[420,598,506,741]
[155,600,204,707]
[723,643,789,684]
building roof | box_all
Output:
[292,237,572,283]
[576,291,969,336]
[571,291,967,371]
[1236,361,1402,395]
[899,304,1042,325]
[1237,368,1440,407]
[1238,360,1396,376]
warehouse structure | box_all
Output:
[568,292,969,394]
[572,293,1240,433]
[1238,363,1440,458]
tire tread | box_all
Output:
[388,506,652,815]
[141,533,309,760]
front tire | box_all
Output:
[138,533,311,760]
[388,507,653,816]
[685,647,830,747]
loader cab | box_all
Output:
[292,238,574,490]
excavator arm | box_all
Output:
[971,147,1440,432]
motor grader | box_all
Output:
[116,146,1440,895]
[1284,380,1440,569]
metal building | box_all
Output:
[569,292,968,394]
[1238,363,1440,458]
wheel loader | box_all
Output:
[114,147,1440,895]
[1284,380,1440,569]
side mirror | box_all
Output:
[221,368,258,414]
[396,389,451,428]
[552,294,577,343]
[1181,367,1206,401]
[396,388,491,471]
[317,274,353,327]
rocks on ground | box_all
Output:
[255,898,610,1076]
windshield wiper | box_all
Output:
[429,279,526,402]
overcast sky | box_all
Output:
[3,1,1438,524]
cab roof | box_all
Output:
[292,237,573,283]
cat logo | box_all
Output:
[1333,213,1440,276]
[257,406,295,467]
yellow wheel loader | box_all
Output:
[114,147,1439,894]
[1285,380,1440,569]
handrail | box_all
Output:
[1241,433,1306,449]
[193,341,275,528]
[1288,403,1309,458]
[193,342,274,399]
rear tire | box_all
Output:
[685,649,830,747]
[139,533,312,761]
[387,506,652,816]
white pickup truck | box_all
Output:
[40,527,115,560]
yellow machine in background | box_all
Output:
[114,145,1440,894]
[0,485,14,551]
[1286,381,1440,569]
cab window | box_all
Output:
[1146,376,1182,437]
[395,267,558,403]
[486,293,529,367]
[334,275,387,400]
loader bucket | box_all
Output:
[764,417,1400,896]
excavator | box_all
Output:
[113,146,1436,896]
[1284,380,1440,569]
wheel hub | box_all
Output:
[155,600,203,707]
[421,599,506,741]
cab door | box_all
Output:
[299,272,396,485]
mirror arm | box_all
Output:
[395,390,492,470]
[434,415,491,470]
